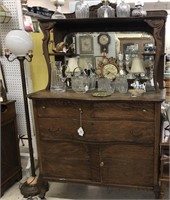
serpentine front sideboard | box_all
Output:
[28,89,165,198]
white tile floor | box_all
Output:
[1,142,169,200]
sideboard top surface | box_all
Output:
[28,89,166,102]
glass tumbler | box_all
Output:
[118,76,128,94]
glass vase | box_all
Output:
[116,0,130,17]
[97,0,115,18]
[75,0,89,19]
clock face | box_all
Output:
[103,64,118,80]
[98,34,110,46]
[95,57,119,80]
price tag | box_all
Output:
[77,127,84,136]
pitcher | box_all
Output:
[50,61,66,92]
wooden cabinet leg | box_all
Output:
[159,181,169,199]
[38,176,49,199]
[154,185,160,199]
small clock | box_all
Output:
[98,33,110,53]
[103,64,118,80]
[95,57,119,80]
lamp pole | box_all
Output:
[18,56,36,177]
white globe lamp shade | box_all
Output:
[5,30,33,57]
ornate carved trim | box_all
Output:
[145,19,165,90]
[39,22,56,90]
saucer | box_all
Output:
[92,92,112,97]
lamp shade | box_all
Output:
[131,56,145,73]
[5,30,33,57]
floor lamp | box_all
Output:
[5,30,48,199]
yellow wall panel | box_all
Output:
[30,32,48,92]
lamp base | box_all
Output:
[20,176,49,199]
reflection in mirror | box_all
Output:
[54,31,156,91]
[63,31,154,73]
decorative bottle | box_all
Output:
[75,0,89,18]
[116,0,130,17]
[97,0,115,18]
[132,1,147,17]
[51,0,66,19]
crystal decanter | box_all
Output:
[75,0,89,18]
[116,0,130,17]
[97,0,115,18]
[51,0,66,19]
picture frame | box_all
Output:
[78,55,94,70]
[0,61,8,92]
[79,35,94,54]
[123,43,139,54]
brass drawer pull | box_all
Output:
[48,128,61,133]
[131,131,142,137]
[142,109,147,113]
[100,161,104,167]
[42,106,46,109]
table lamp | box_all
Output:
[131,56,145,78]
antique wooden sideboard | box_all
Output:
[28,6,168,199]
[29,90,165,198]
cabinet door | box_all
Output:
[39,141,92,181]
[1,121,21,182]
[100,144,154,187]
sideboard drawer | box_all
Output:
[93,102,155,121]
[38,118,154,143]
[36,100,154,121]
[36,100,93,119]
